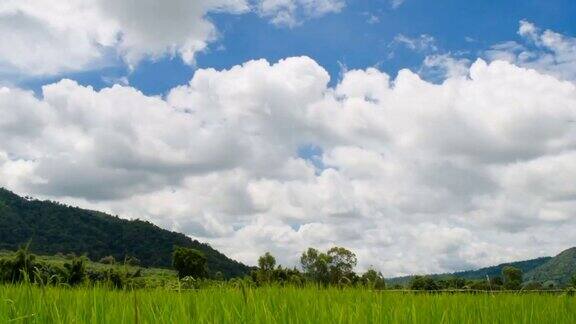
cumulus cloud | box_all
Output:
[486,20,576,81]
[0,0,344,76]
[1,43,576,276]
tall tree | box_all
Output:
[173,247,208,279]
[361,268,386,290]
[327,247,357,284]
[255,252,277,284]
[502,266,522,290]
[300,248,331,285]
[258,252,276,272]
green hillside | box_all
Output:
[525,247,576,286]
[0,188,251,278]
[387,257,551,286]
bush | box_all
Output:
[64,257,86,286]
[125,256,140,266]
[99,256,116,265]
[173,247,208,279]
[409,276,439,291]
[523,281,543,291]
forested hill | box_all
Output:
[0,188,251,278]
[525,247,576,285]
[387,256,552,286]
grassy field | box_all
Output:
[1,285,575,323]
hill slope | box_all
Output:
[387,257,551,286]
[0,188,251,278]
[525,247,576,285]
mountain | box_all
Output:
[387,257,551,286]
[525,247,576,286]
[0,188,251,278]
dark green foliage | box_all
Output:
[502,266,522,290]
[360,269,386,290]
[258,252,276,272]
[301,248,331,285]
[327,247,357,285]
[491,276,503,286]
[300,247,357,286]
[571,274,576,288]
[64,257,87,285]
[5,246,36,282]
[0,188,250,278]
[468,280,494,291]
[173,247,208,279]
[409,276,440,291]
[255,252,276,283]
[523,281,543,290]
[251,252,305,286]
[436,277,466,290]
[125,256,140,266]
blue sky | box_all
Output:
[20,0,576,95]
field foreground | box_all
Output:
[1,285,575,323]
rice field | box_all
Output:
[1,285,575,323]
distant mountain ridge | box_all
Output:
[386,256,552,286]
[388,247,576,287]
[0,188,251,278]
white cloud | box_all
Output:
[0,0,249,75]
[485,20,576,81]
[255,0,345,27]
[392,34,437,53]
[421,54,471,79]
[0,0,345,76]
[390,0,405,9]
[1,47,576,276]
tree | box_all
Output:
[173,247,208,279]
[327,247,357,285]
[361,268,386,290]
[410,276,439,291]
[300,247,358,286]
[258,252,276,272]
[571,274,576,288]
[300,248,331,285]
[523,281,543,291]
[502,266,522,290]
[255,252,277,284]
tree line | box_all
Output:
[175,246,576,291]
[3,245,576,291]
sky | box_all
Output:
[1,0,576,276]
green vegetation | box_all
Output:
[0,248,176,289]
[525,247,576,286]
[0,188,250,278]
[1,285,575,323]
[387,257,551,287]
[3,187,576,322]
[173,247,208,279]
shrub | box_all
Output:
[172,247,208,279]
[99,256,116,265]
